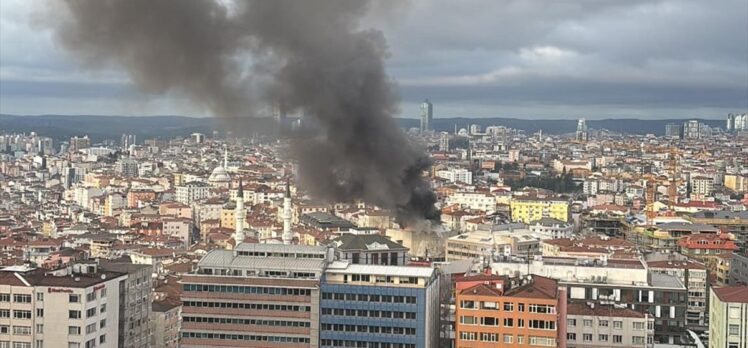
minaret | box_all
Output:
[233,178,245,246]
[282,179,293,245]
[223,144,228,169]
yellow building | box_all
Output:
[220,207,235,229]
[724,174,747,192]
[510,198,569,223]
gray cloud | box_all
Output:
[0,0,746,119]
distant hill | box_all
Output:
[0,114,275,143]
[1,114,725,142]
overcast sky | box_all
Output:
[1,0,746,119]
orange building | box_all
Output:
[127,189,157,208]
[455,274,566,348]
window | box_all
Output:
[12,343,30,348]
[599,319,609,327]
[69,326,81,335]
[613,335,623,343]
[69,294,80,303]
[460,301,475,309]
[13,310,31,319]
[503,318,513,327]
[36,293,43,301]
[633,336,645,345]
[567,319,576,327]
[459,316,476,325]
[583,334,592,342]
[503,334,513,344]
[529,320,555,330]
[0,293,9,302]
[0,326,8,334]
[13,326,31,335]
[504,302,514,311]
[518,303,525,312]
[633,322,645,330]
[100,304,106,313]
[100,320,106,329]
[729,325,739,335]
[567,333,576,341]
[481,317,498,326]
[613,321,623,329]
[99,335,105,344]
[13,294,31,303]
[0,310,7,318]
[84,339,95,348]
[86,308,96,318]
[35,324,43,334]
[36,309,43,317]
[86,323,96,335]
[69,310,81,319]
[529,336,556,347]
[584,319,593,327]
[100,288,106,297]
[68,344,80,348]
[460,332,476,341]
[480,333,498,342]
[599,334,608,342]
[86,292,96,302]
[35,341,43,348]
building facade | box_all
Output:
[180,243,332,347]
[320,263,440,348]
[566,302,654,348]
[454,274,564,348]
[0,264,127,348]
[709,286,748,348]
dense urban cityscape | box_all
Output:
[0,110,746,348]
[2,0,748,348]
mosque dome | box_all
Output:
[209,166,231,183]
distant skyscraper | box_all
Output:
[69,135,91,152]
[420,99,433,132]
[684,120,701,139]
[727,113,735,131]
[733,113,748,131]
[190,133,205,144]
[665,123,682,138]
[439,132,450,152]
[575,118,588,142]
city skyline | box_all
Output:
[1,0,746,119]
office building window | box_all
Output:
[613,335,623,343]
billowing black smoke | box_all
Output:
[44,0,439,225]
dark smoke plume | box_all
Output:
[44,0,439,224]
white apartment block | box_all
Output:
[175,182,210,205]
[446,192,496,212]
[436,168,473,185]
[0,265,127,348]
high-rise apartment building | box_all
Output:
[709,286,748,348]
[320,262,440,348]
[0,264,128,348]
[665,123,682,138]
[99,260,153,348]
[420,100,433,132]
[114,158,139,178]
[69,136,91,152]
[454,274,564,348]
[439,132,450,152]
[180,243,333,347]
[575,119,588,142]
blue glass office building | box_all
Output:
[320,263,439,348]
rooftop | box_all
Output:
[326,261,435,278]
[712,286,748,303]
